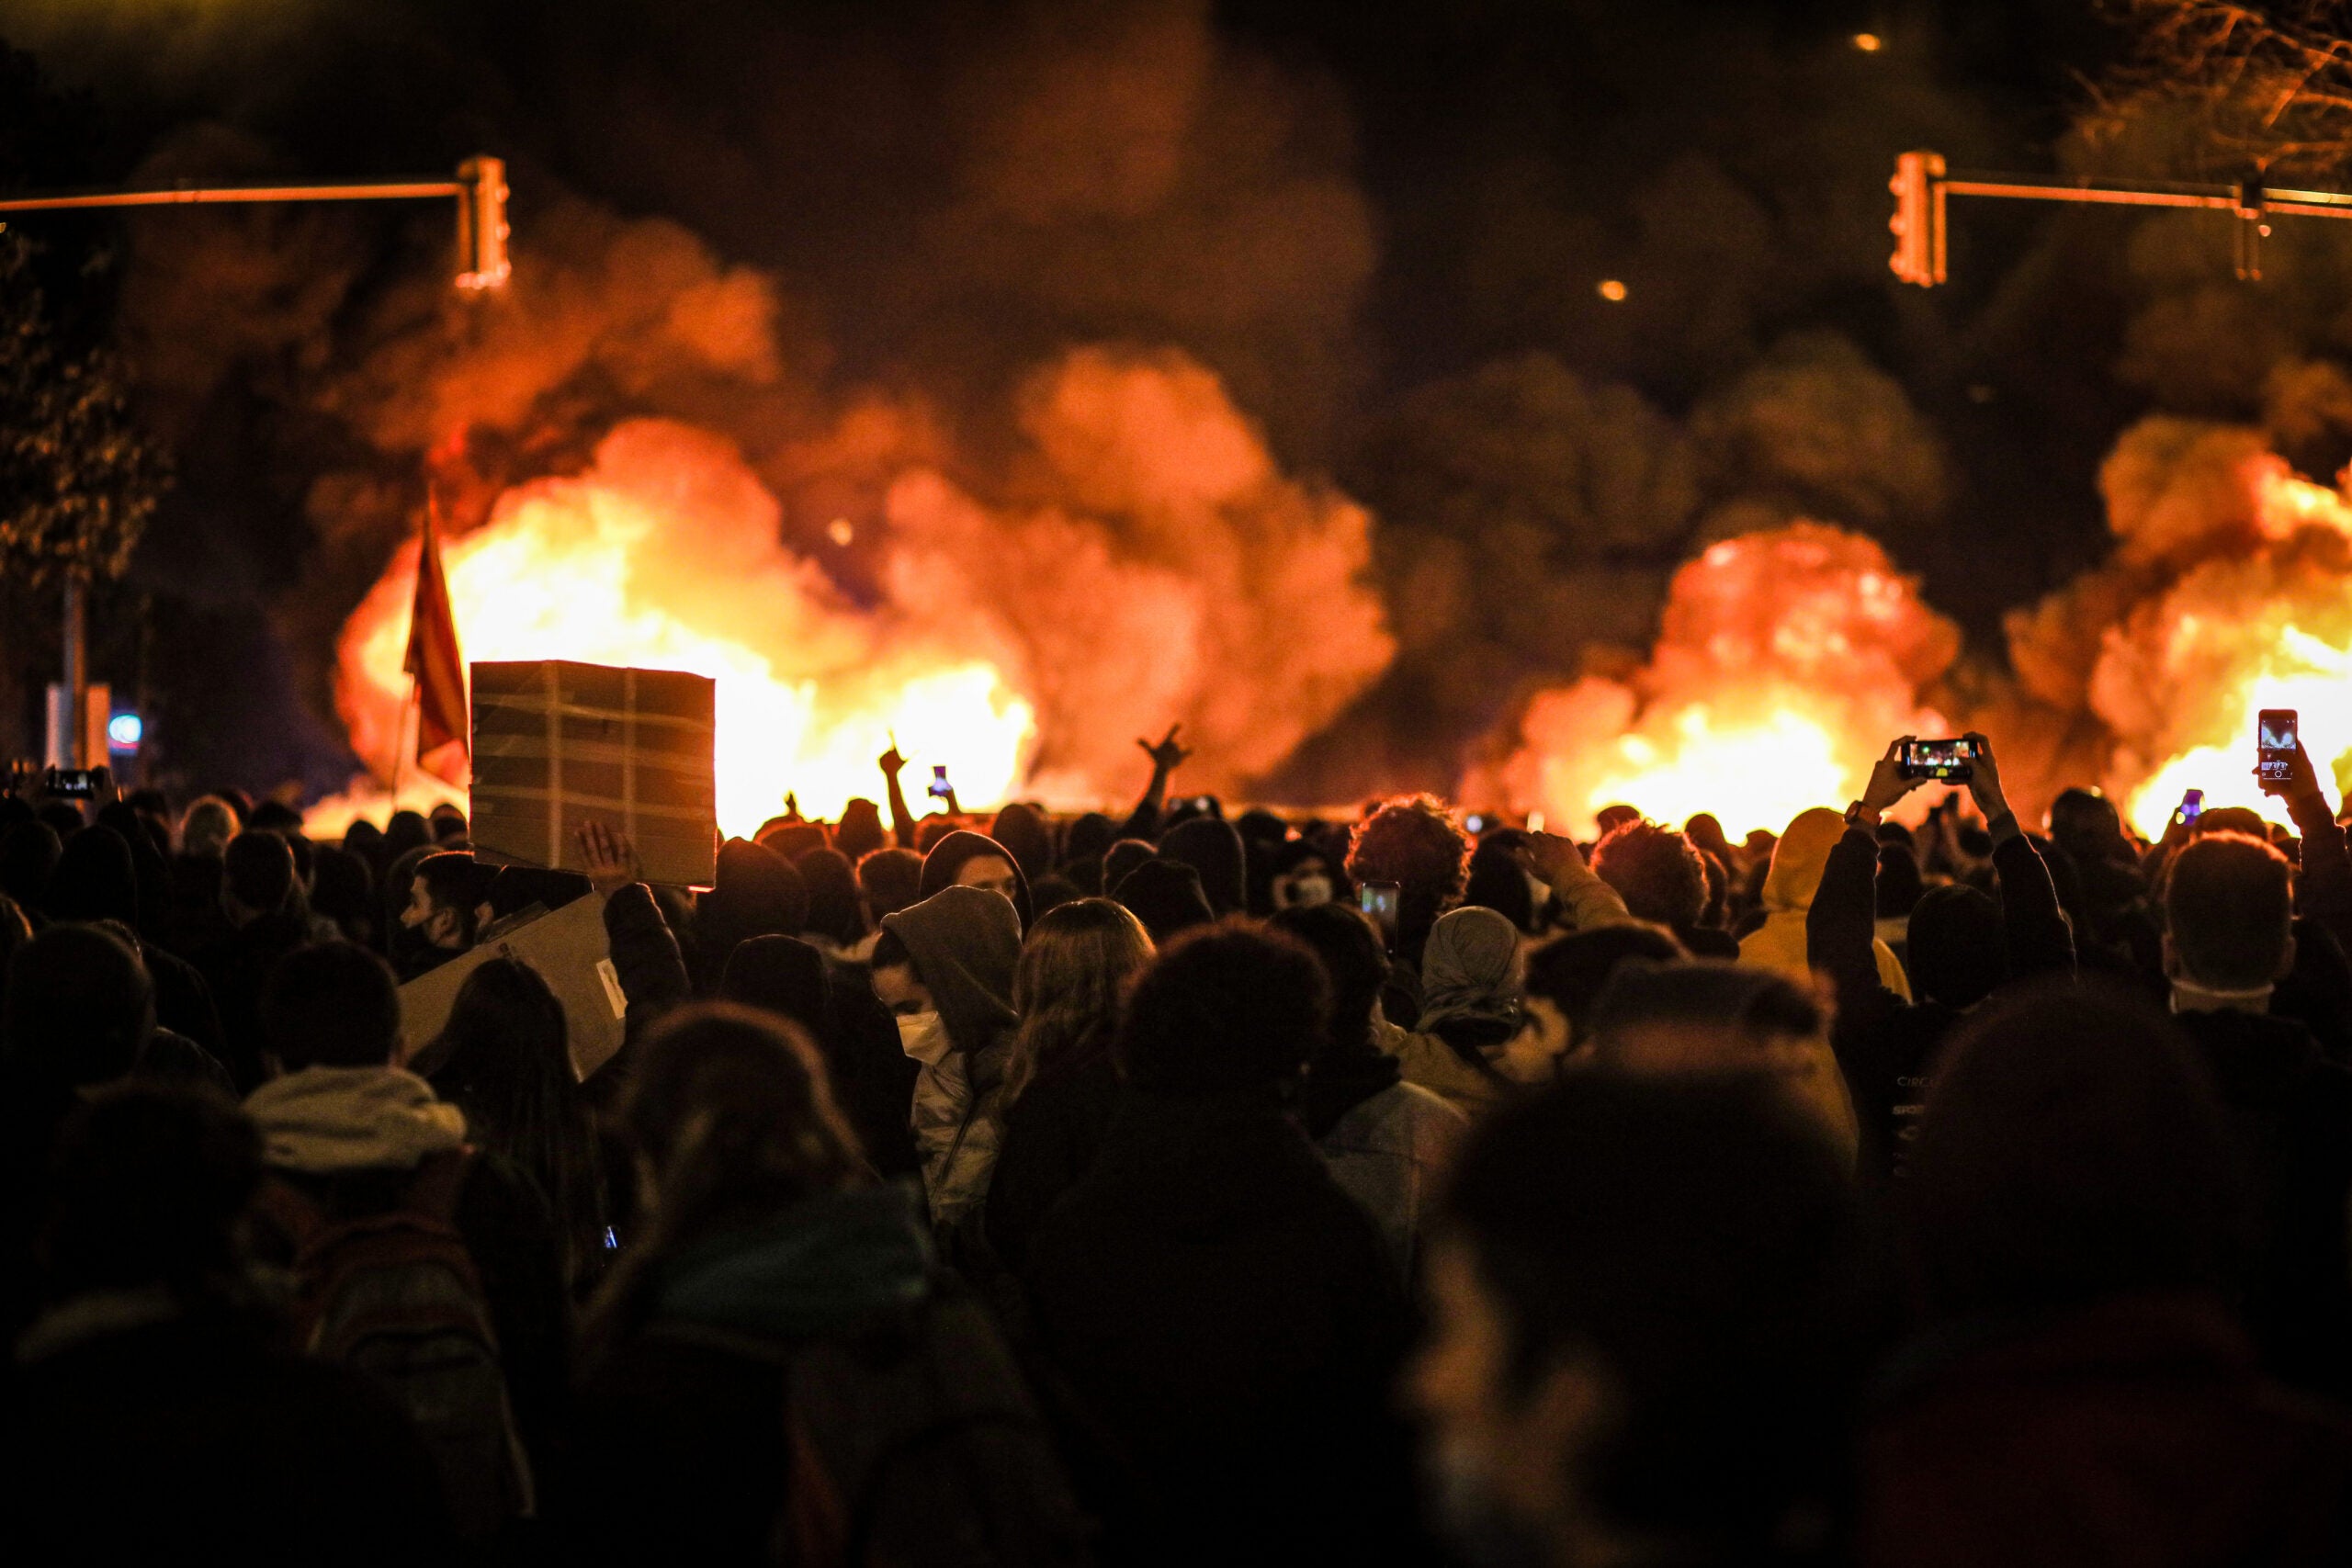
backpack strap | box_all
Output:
[403,1146,475,1225]
[253,1174,329,1252]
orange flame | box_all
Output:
[325,347,1392,840]
[334,420,1035,837]
[2115,464,2352,837]
[1481,525,1959,839]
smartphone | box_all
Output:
[43,767,96,798]
[2181,787,2203,824]
[927,764,954,801]
[1898,738,1977,782]
[1359,880,1400,951]
[1526,812,1545,836]
[2258,709,2299,782]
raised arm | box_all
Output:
[1964,733,2074,979]
[1521,831,1631,931]
[1812,741,1917,998]
[579,821,689,1028]
[1812,740,1921,1023]
[1115,725,1190,841]
[879,744,919,849]
[2267,738,2352,961]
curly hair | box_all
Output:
[1345,795,1473,904]
[1591,820,1707,930]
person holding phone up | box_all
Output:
[1807,734,2075,1184]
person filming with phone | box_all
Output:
[1806,733,2075,1183]
[2154,715,2352,1401]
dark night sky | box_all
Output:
[4,1,2316,800]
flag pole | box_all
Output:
[395,675,419,816]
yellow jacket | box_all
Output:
[1740,807,1912,1002]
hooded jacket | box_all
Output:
[917,830,1035,931]
[1742,807,1913,1001]
[1112,857,1216,944]
[1380,906,1525,1118]
[1024,1088,1423,1562]
[1315,1079,1465,1285]
[1062,812,1116,870]
[243,1066,569,1481]
[988,803,1055,884]
[244,1066,467,1173]
[650,1186,932,1341]
[568,1187,943,1562]
[881,886,1021,1227]
[690,839,808,994]
[722,934,922,1180]
[1159,816,1247,918]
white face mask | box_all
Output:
[896,1009,950,1066]
[1279,874,1333,908]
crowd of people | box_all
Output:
[5,721,2352,1564]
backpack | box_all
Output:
[256,1149,537,1540]
[771,1275,1092,1568]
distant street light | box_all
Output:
[1597,278,1629,301]
[1853,32,1883,52]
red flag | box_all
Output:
[403,503,469,775]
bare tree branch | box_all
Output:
[2094,3,2352,177]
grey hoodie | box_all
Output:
[881,886,1021,1228]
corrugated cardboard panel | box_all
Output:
[397,894,629,1081]
[469,660,718,887]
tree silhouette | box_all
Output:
[0,230,167,592]
[2095,2,2352,177]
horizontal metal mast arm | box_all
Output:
[0,179,464,214]
[1940,173,2352,220]
[1940,180,2235,209]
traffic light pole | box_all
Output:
[1889,152,2352,287]
[0,155,511,286]
[0,157,511,765]
[0,176,467,210]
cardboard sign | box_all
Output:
[397,894,629,1082]
[469,660,718,887]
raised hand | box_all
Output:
[1519,829,1587,887]
[1962,732,2010,822]
[1860,738,1924,819]
[1137,724,1192,774]
[578,819,641,895]
[2258,736,2327,813]
[877,744,908,780]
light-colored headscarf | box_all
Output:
[1416,905,1523,1036]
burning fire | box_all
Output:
[334,420,1035,837]
[1481,525,1959,839]
[2109,462,2352,838]
[327,346,1393,841]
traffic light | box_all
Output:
[456,155,509,290]
[1889,151,1945,287]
